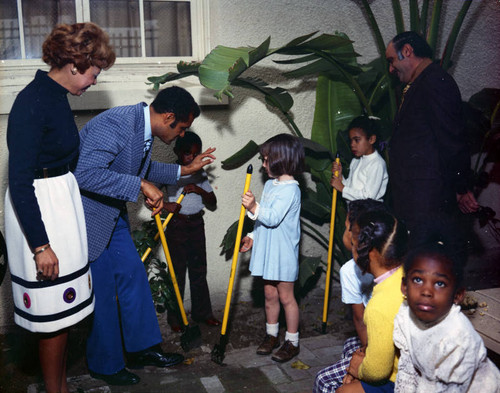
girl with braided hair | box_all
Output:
[336,210,408,393]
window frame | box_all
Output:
[0,0,224,114]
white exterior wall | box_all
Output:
[0,0,499,331]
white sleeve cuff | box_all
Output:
[246,232,254,240]
[246,202,260,220]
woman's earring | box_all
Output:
[403,294,407,300]
[71,67,78,75]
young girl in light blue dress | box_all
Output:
[240,133,305,363]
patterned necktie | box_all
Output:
[399,83,412,111]
[143,138,152,157]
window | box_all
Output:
[1,0,204,60]
[0,0,220,114]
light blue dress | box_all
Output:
[248,179,301,282]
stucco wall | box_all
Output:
[0,0,499,331]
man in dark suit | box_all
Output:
[385,31,478,248]
[75,86,215,385]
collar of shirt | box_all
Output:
[360,150,379,162]
[373,265,400,285]
[143,104,152,147]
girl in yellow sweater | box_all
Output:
[337,211,408,393]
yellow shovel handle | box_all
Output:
[141,191,186,262]
[323,154,340,324]
[221,165,253,336]
[154,213,189,326]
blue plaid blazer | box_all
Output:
[75,103,178,261]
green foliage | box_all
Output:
[146,0,476,291]
[132,215,178,315]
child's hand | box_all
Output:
[240,236,253,252]
[346,349,365,379]
[332,161,342,176]
[163,202,181,214]
[330,174,344,192]
[342,373,356,385]
[184,183,201,195]
[242,190,256,214]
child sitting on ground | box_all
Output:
[240,133,305,363]
[394,241,500,392]
[313,199,387,393]
[335,210,408,393]
[331,116,388,202]
[164,131,220,331]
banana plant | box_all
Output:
[144,0,474,294]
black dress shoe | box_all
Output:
[127,345,184,369]
[89,368,140,385]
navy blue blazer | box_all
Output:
[75,103,178,261]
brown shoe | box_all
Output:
[271,340,299,362]
[256,334,280,355]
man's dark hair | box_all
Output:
[151,86,201,123]
[175,131,202,152]
[392,31,433,59]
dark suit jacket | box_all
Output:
[389,62,470,225]
[75,103,178,261]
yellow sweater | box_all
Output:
[358,266,403,383]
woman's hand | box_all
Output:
[34,244,59,281]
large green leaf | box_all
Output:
[221,140,260,170]
[311,74,362,155]
[427,0,443,54]
[420,0,430,36]
[274,33,354,55]
[232,77,294,113]
[440,0,473,71]
[298,256,323,288]
[197,37,272,96]
[409,0,420,32]
[391,0,405,34]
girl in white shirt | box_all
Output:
[394,242,500,392]
[331,116,388,202]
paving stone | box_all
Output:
[311,345,344,360]
[200,375,225,393]
[278,362,312,382]
[259,364,290,384]
[275,378,315,393]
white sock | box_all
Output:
[266,322,279,337]
[285,331,299,347]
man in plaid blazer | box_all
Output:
[75,86,215,385]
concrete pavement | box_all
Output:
[27,333,346,393]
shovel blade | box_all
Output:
[180,325,202,352]
[211,335,228,365]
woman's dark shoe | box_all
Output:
[89,368,140,385]
[256,334,280,355]
[271,340,300,362]
[127,345,184,369]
